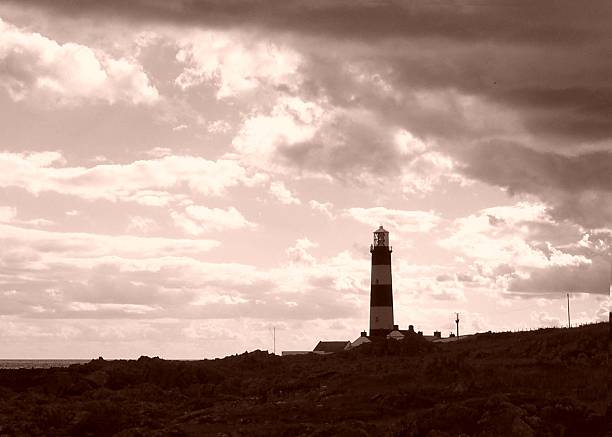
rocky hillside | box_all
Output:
[0,322,608,436]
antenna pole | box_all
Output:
[567,293,571,328]
[273,326,276,355]
[455,313,459,337]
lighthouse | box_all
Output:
[369,226,394,336]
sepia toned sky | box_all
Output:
[0,0,610,359]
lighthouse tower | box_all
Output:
[369,226,394,336]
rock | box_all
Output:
[84,370,109,388]
[511,417,534,437]
[478,397,530,437]
[43,371,73,396]
[522,403,537,415]
[426,431,451,437]
[524,415,542,429]
[112,427,151,437]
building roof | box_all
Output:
[387,330,405,339]
[350,336,372,348]
[388,328,415,334]
[398,330,415,336]
[313,341,351,353]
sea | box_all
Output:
[0,360,90,369]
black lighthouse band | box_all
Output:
[370,284,393,307]
[371,248,392,265]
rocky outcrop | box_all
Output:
[0,322,607,436]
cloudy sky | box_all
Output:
[0,0,610,359]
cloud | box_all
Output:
[0,0,610,354]
[460,142,612,227]
[393,129,467,194]
[308,200,334,218]
[207,120,231,134]
[0,223,369,322]
[507,230,611,295]
[231,92,463,192]
[286,238,317,264]
[346,207,441,233]
[174,29,302,98]
[509,255,610,295]
[0,206,17,222]
[0,206,54,227]
[103,0,609,228]
[231,96,323,165]
[269,181,300,205]
[0,228,257,320]
[145,147,173,158]
[9,1,607,46]
[171,205,254,235]
[531,311,562,328]
[0,151,264,205]
[441,202,579,271]
[275,108,423,182]
[595,298,610,322]
[0,17,158,105]
[5,1,611,150]
[0,223,219,262]
[440,201,610,295]
[126,216,159,234]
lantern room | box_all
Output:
[373,225,389,247]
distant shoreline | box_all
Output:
[0,360,90,370]
[0,358,207,369]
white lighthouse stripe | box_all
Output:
[369,306,394,330]
[371,265,392,285]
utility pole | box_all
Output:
[273,327,276,355]
[567,293,571,328]
[455,313,459,337]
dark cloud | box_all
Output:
[496,87,612,142]
[509,255,610,295]
[5,0,611,44]
[7,1,612,135]
[465,142,612,193]
[5,0,611,207]
[278,113,404,181]
[460,141,612,227]
[221,3,612,207]
[379,39,612,149]
[436,274,453,282]
[521,220,583,248]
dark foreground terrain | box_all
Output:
[0,322,609,436]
